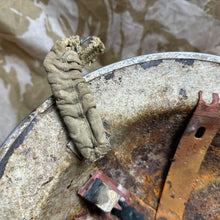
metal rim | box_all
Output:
[85,52,220,81]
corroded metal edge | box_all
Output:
[156,91,220,219]
[85,52,220,82]
[1,52,220,164]
[0,97,54,160]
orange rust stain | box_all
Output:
[97,107,193,210]
[96,106,219,219]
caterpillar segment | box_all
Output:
[43,35,109,162]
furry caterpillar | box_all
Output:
[43,35,110,162]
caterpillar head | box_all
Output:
[50,35,105,66]
[68,35,105,65]
[78,36,105,65]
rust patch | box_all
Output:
[183,131,220,220]
[67,94,219,219]
[96,106,193,210]
[156,92,220,220]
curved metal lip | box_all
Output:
[1,52,220,155]
[85,52,220,81]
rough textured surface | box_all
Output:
[43,35,110,162]
[156,92,220,220]
[2,0,220,148]
[0,53,220,219]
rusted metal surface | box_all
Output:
[78,170,130,209]
[183,133,220,220]
[78,170,125,216]
[0,52,219,219]
[78,170,155,219]
[156,91,220,220]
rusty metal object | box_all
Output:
[78,170,155,219]
[78,170,128,219]
[0,53,219,219]
[156,91,220,220]
[78,170,125,212]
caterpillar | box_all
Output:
[43,35,110,162]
